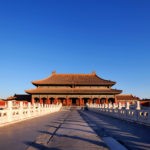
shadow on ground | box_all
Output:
[79,110,150,150]
[24,141,61,150]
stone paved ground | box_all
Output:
[80,110,150,150]
[0,110,68,150]
[46,107,108,150]
[1,107,149,150]
[0,108,108,150]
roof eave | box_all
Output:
[24,89,122,94]
[31,83,116,86]
[24,90,31,94]
[115,90,122,94]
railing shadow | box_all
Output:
[36,131,107,148]
[24,141,61,150]
[79,110,150,150]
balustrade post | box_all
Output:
[33,103,37,116]
[113,103,116,109]
[136,101,141,110]
[27,102,31,118]
[99,104,102,108]
[7,101,13,122]
[126,102,130,110]
[118,102,122,109]
[108,103,112,109]
[37,103,41,115]
[104,104,108,108]
[19,102,23,119]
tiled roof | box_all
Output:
[6,94,31,101]
[32,72,116,86]
[6,96,17,100]
[25,88,122,94]
[116,94,139,100]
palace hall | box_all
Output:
[25,71,122,106]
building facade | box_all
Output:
[25,71,122,106]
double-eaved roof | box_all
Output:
[32,72,116,86]
[25,72,122,95]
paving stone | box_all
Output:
[47,109,108,150]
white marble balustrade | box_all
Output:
[87,101,150,126]
[0,101,62,127]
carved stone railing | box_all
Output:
[0,101,62,127]
[87,102,150,126]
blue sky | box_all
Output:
[0,0,150,99]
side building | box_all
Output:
[116,94,140,105]
[25,71,122,106]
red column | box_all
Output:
[82,98,85,106]
[58,99,61,104]
[59,99,61,104]
[115,96,117,104]
[76,99,79,106]
[90,98,93,104]
[40,98,43,104]
[47,98,50,104]
[31,97,35,104]
[55,98,58,104]
[65,99,67,105]
[53,99,56,104]
[66,99,70,106]
[82,99,84,106]
[106,98,108,104]
[79,98,83,106]
[54,98,57,104]
[63,99,66,106]
[79,98,81,106]
[69,99,70,106]
[47,99,50,104]
[70,99,72,106]
[97,98,100,104]
[45,99,47,104]
[95,99,97,104]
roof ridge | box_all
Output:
[116,94,132,96]
[55,73,93,75]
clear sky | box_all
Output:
[0,0,150,99]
